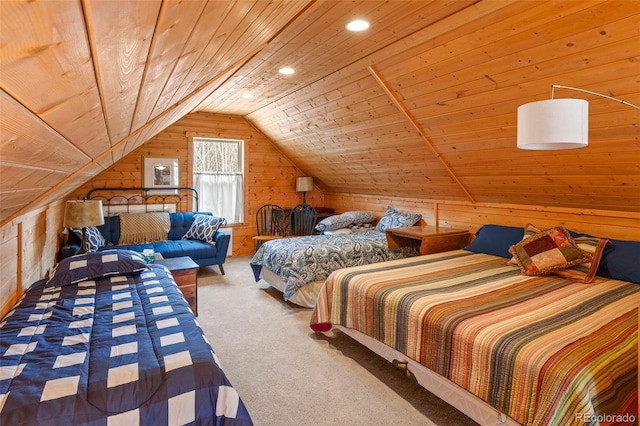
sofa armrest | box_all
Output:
[214,231,231,261]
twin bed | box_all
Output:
[0,249,252,425]
[250,207,422,307]
[250,231,419,307]
[309,224,639,425]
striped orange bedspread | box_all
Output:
[310,250,639,425]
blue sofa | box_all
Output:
[62,212,229,274]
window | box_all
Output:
[192,137,244,223]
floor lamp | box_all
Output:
[517,84,640,150]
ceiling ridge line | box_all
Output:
[367,65,476,204]
[80,0,112,156]
[128,0,170,136]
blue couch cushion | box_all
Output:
[109,240,218,263]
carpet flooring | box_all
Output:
[195,256,478,426]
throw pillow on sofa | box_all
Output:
[71,226,106,252]
[182,214,227,245]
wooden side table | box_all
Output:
[385,226,472,255]
[156,256,199,315]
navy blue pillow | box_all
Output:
[46,249,149,287]
[595,238,640,284]
[464,224,525,258]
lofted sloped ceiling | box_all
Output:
[1,0,638,226]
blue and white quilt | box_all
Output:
[250,231,420,300]
[0,252,252,425]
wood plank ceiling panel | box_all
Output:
[1,0,638,225]
[199,0,478,115]
[369,1,640,210]
[130,0,208,131]
[0,0,111,167]
[85,0,162,146]
[246,1,519,202]
[159,0,309,119]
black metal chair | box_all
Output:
[289,203,317,236]
[252,204,285,251]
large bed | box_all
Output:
[250,230,419,307]
[0,249,253,425]
[310,224,639,426]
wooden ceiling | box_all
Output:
[1,0,638,225]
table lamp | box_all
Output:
[296,176,313,204]
[63,200,105,254]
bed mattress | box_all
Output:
[311,250,639,425]
[250,231,419,305]
[0,256,252,425]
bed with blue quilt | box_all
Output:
[0,249,253,425]
[250,231,419,307]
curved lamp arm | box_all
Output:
[550,85,640,110]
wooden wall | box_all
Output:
[72,112,323,257]
[326,193,640,241]
[0,201,64,317]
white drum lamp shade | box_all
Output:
[517,98,588,150]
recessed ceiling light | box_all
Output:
[242,93,254,99]
[346,19,369,32]
[279,67,295,75]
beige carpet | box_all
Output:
[196,256,478,426]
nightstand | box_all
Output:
[385,226,472,255]
[156,256,199,315]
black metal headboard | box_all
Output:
[86,187,199,216]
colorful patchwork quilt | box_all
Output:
[311,250,639,426]
[0,254,252,425]
[250,231,419,300]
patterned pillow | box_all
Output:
[46,249,149,287]
[341,211,375,225]
[315,214,356,232]
[71,226,105,252]
[508,226,592,276]
[506,223,543,265]
[375,206,421,232]
[553,237,609,283]
[182,214,226,245]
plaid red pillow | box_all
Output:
[508,226,592,276]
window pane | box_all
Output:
[194,138,242,174]
[193,138,244,223]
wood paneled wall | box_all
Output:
[0,202,64,317]
[325,193,640,241]
[72,112,323,256]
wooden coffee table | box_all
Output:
[156,256,199,315]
